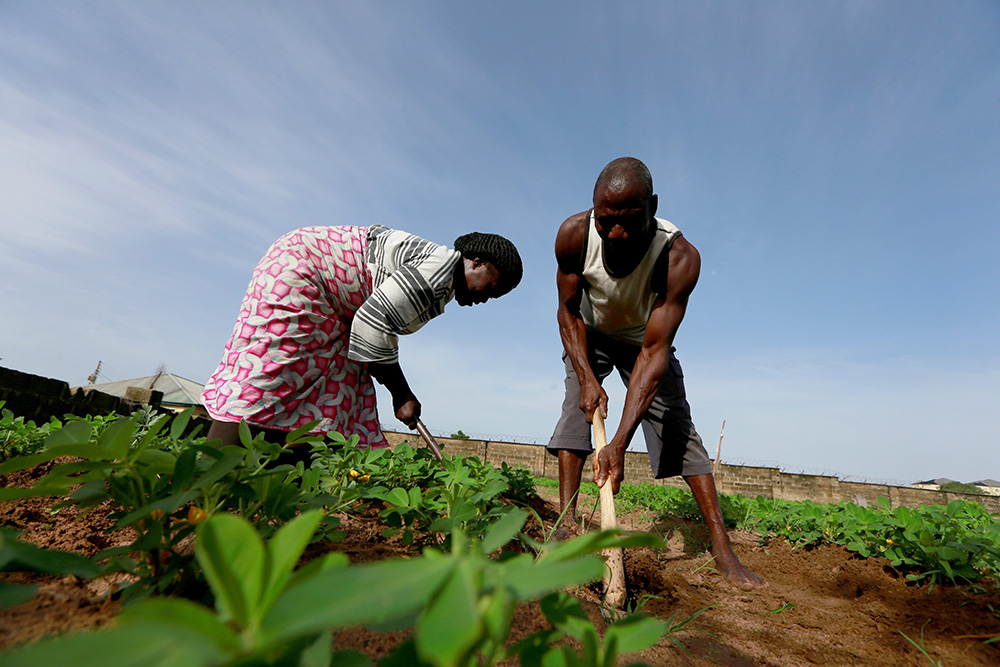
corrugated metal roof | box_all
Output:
[79,374,205,406]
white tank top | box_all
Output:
[579,211,682,344]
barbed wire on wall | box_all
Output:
[384,427,924,487]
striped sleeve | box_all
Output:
[348,231,460,363]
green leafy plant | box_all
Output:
[940,481,986,496]
[510,592,668,667]
[0,410,342,598]
[0,510,667,667]
[0,402,60,461]
[321,443,537,545]
[744,496,1000,588]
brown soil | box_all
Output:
[2,466,999,666]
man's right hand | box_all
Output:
[593,443,625,494]
[579,379,608,424]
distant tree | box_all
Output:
[940,481,986,496]
[450,430,470,440]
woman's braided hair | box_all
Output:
[454,232,523,293]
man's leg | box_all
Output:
[685,473,768,590]
[555,449,588,534]
[624,350,768,590]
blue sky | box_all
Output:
[2,2,997,485]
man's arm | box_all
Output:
[594,235,701,492]
[555,212,607,423]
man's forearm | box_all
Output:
[557,308,596,387]
[611,345,670,451]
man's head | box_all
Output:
[592,157,658,255]
[452,232,523,306]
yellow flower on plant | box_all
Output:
[187,506,208,524]
[349,469,361,479]
[358,474,370,482]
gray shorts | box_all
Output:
[546,333,712,479]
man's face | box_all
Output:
[592,182,655,257]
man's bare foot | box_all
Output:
[714,552,769,590]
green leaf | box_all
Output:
[0,625,223,667]
[377,640,433,667]
[97,417,136,460]
[501,555,605,600]
[196,513,265,627]
[136,449,177,474]
[508,630,565,667]
[120,597,241,653]
[416,560,481,666]
[113,489,199,530]
[4,542,102,580]
[257,510,324,624]
[604,613,669,654]
[388,487,410,507]
[188,450,244,490]
[285,420,321,446]
[480,509,528,554]
[0,485,60,502]
[172,447,198,490]
[261,555,452,643]
[44,420,93,449]
[539,592,593,644]
[0,580,37,607]
[238,420,253,447]
[0,451,63,475]
[169,408,193,440]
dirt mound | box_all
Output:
[2,470,998,666]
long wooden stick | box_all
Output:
[593,410,626,611]
[713,419,726,477]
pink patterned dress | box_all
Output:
[201,226,386,446]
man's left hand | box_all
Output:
[593,444,625,494]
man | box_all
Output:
[547,157,767,590]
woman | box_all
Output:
[201,224,522,450]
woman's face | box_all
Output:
[455,257,504,306]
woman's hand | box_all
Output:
[368,361,421,428]
[394,396,421,429]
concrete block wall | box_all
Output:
[3,363,995,515]
[384,430,1000,514]
[0,366,160,423]
[714,463,778,499]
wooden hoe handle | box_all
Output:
[593,410,626,611]
[415,419,444,461]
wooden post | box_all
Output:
[713,419,726,477]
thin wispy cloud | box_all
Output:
[1,2,996,485]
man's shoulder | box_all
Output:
[652,233,700,294]
[555,210,590,270]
